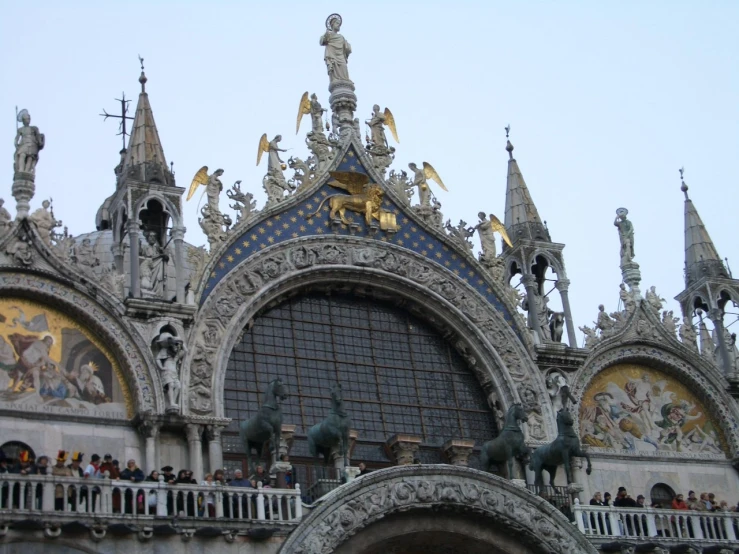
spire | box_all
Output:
[503,132,550,243]
[119,57,173,186]
[681,168,726,285]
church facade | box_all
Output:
[0,13,737,554]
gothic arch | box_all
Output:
[279,465,598,554]
[570,341,739,456]
[183,237,555,439]
[0,272,161,414]
[133,193,182,228]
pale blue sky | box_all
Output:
[1,1,737,341]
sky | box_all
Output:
[1,1,737,344]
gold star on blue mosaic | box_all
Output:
[306,203,313,210]
[282,223,289,229]
[275,230,282,236]
[227,255,234,263]
[235,248,242,255]
[268,237,275,243]
[218,262,225,269]
[251,234,257,241]
[275,215,281,221]
[266,220,273,227]
[243,241,250,248]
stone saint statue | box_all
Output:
[205,169,224,215]
[140,231,166,297]
[14,110,45,174]
[29,199,61,245]
[310,94,326,134]
[320,14,352,84]
[0,199,11,229]
[155,332,183,412]
[614,208,635,265]
[476,211,498,259]
[367,105,387,147]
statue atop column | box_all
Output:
[257,134,294,206]
[614,207,641,294]
[320,14,352,86]
[14,110,45,175]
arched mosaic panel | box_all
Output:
[579,363,726,456]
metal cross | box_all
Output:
[100,92,134,150]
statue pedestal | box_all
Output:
[12,171,35,220]
[620,261,642,297]
[566,483,584,494]
[511,478,527,488]
[270,461,293,488]
[386,434,422,466]
[328,80,357,136]
[344,466,361,483]
[441,439,475,466]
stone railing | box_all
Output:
[573,499,739,545]
[0,474,302,523]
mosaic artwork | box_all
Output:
[579,364,725,455]
[0,298,129,419]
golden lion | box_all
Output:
[309,185,384,225]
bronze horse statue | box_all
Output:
[239,378,288,473]
[308,383,351,468]
[480,403,529,478]
[529,408,592,486]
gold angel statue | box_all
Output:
[187,166,225,214]
[476,211,512,259]
[307,171,395,230]
[366,105,399,147]
[296,92,327,135]
[408,162,446,207]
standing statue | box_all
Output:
[296,92,328,135]
[645,286,665,315]
[28,199,62,246]
[257,134,294,205]
[523,290,552,341]
[619,283,635,312]
[186,166,226,215]
[614,208,635,265]
[475,212,512,260]
[320,14,352,85]
[14,110,45,174]
[529,408,592,487]
[365,105,399,147]
[0,199,11,230]
[239,378,289,473]
[662,310,679,337]
[140,231,167,297]
[595,304,615,334]
[480,404,530,479]
[408,162,447,207]
[308,383,352,468]
[679,316,698,351]
[155,332,184,413]
[546,371,577,412]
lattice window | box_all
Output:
[223,294,496,463]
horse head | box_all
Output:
[330,383,347,416]
[511,403,527,425]
[269,377,289,401]
[556,408,575,431]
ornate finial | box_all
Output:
[170,161,175,177]
[138,55,147,92]
[506,139,514,160]
[505,124,510,138]
[680,166,689,199]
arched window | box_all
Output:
[650,483,675,508]
[0,441,35,466]
[223,293,496,471]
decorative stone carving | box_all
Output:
[442,439,475,466]
[679,316,698,351]
[661,309,679,338]
[595,304,615,336]
[386,434,422,465]
[6,236,34,266]
[0,199,12,232]
[546,370,576,412]
[140,231,167,297]
[444,219,474,252]
[645,286,665,315]
[614,207,635,265]
[28,199,62,246]
[199,204,232,251]
[579,325,599,348]
[619,282,635,313]
[522,289,552,342]
[100,263,125,297]
[387,169,413,206]
[259,135,294,207]
[71,237,100,273]
[14,109,45,174]
[187,245,210,291]
[281,466,597,554]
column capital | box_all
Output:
[386,434,421,466]
[137,419,161,439]
[554,278,571,292]
[126,220,141,234]
[171,226,187,241]
[185,423,203,442]
[441,439,475,466]
[708,308,725,324]
[521,274,537,288]
[205,425,223,442]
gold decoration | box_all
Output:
[256,133,270,166]
[383,107,399,143]
[295,91,311,134]
[489,214,512,247]
[422,162,447,192]
[579,363,725,455]
[379,211,397,231]
[186,166,209,201]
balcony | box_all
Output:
[0,474,302,541]
[573,499,739,551]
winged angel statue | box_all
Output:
[476,212,512,260]
[296,92,327,135]
[188,166,233,248]
[307,171,397,231]
[366,105,399,147]
[408,162,446,207]
[257,134,294,205]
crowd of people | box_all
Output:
[0,448,294,516]
[589,486,736,512]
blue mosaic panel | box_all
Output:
[202,146,516,329]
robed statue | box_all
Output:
[320,14,352,85]
[14,109,45,174]
[614,207,635,265]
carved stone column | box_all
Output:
[555,279,578,348]
[185,423,204,481]
[111,242,124,275]
[139,421,161,474]
[328,81,357,137]
[278,424,297,462]
[709,308,734,376]
[620,261,641,297]
[521,274,543,341]
[205,425,224,473]
[127,220,141,298]
[12,172,35,220]
[441,439,475,466]
[171,226,186,304]
[386,434,421,466]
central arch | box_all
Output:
[279,465,598,554]
[184,238,555,439]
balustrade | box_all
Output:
[0,474,302,523]
[573,499,739,544]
